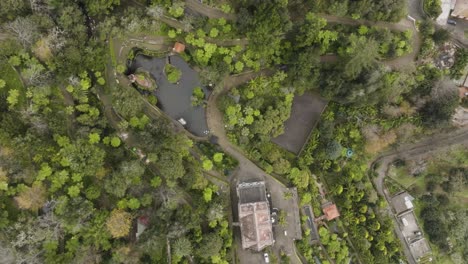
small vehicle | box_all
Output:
[447,19,457,26]
[264,253,270,263]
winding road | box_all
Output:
[372,126,468,197]
[101,2,467,264]
[183,2,423,70]
[368,126,468,264]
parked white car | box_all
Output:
[264,253,270,263]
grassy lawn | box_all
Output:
[388,146,468,195]
[387,165,425,190]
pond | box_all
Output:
[130,54,210,137]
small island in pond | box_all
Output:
[129,54,210,137]
[128,68,157,91]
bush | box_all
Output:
[450,48,468,79]
[164,64,182,84]
[191,86,205,106]
[424,0,442,18]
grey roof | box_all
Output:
[391,191,414,215]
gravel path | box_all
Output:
[185,0,236,21]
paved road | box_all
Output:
[407,0,424,20]
[405,0,468,48]
[207,70,304,264]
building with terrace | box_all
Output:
[237,181,274,251]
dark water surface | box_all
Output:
[131,54,210,137]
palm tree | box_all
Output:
[173,237,192,257]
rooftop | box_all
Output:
[237,181,267,204]
[322,202,340,221]
[397,211,431,262]
[409,238,432,261]
[391,191,414,215]
[452,0,468,19]
[239,202,274,251]
[136,215,149,240]
[173,42,186,53]
[237,181,274,251]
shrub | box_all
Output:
[191,86,205,106]
[424,0,442,18]
[165,64,182,84]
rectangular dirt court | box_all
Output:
[272,92,327,155]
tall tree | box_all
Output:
[84,0,120,16]
[340,34,380,79]
[173,237,192,257]
[106,209,132,238]
[14,183,47,212]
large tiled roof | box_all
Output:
[322,203,340,221]
[237,182,273,251]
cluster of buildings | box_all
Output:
[236,181,340,252]
[391,192,432,263]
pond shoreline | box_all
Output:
[129,54,211,137]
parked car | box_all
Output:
[447,19,457,26]
[264,253,270,263]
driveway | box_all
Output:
[230,165,302,264]
[445,17,468,47]
[406,0,424,20]
[208,71,301,264]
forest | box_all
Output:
[0,0,467,264]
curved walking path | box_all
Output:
[319,14,421,69]
[185,0,236,21]
[206,70,274,177]
[183,1,422,69]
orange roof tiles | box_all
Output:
[173,42,185,53]
[322,203,340,221]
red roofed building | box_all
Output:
[173,42,186,53]
[136,215,150,240]
[322,202,340,221]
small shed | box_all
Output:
[173,42,186,53]
[136,215,150,240]
[322,203,340,221]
